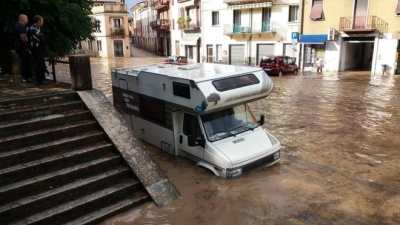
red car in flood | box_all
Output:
[259,55,298,76]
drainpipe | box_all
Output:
[248,8,253,66]
[299,0,305,70]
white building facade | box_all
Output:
[131,2,158,52]
[201,0,300,66]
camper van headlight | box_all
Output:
[226,168,242,178]
[274,151,280,160]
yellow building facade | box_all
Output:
[299,0,400,74]
[80,0,131,58]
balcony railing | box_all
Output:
[178,21,201,30]
[91,3,127,14]
[224,22,275,35]
[339,16,388,34]
[150,19,171,30]
[111,28,125,38]
[148,0,169,10]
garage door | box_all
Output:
[229,45,245,66]
[257,44,274,65]
[284,44,295,58]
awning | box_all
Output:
[310,0,323,20]
[178,0,194,8]
[396,0,400,14]
[180,37,199,46]
[228,2,272,10]
[299,34,327,44]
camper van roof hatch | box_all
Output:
[178,64,200,70]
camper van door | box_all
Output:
[178,113,205,159]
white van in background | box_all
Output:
[111,63,281,178]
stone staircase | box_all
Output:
[0,90,150,224]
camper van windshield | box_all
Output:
[201,104,258,142]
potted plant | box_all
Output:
[177,17,184,29]
[185,16,191,28]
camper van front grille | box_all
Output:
[242,154,275,174]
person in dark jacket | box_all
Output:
[13,14,34,83]
[27,15,50,84]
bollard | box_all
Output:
[10,50,21,76]
[69,54,92,91]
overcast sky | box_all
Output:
[125,0,142,15]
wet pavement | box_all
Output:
[49,46,400,225]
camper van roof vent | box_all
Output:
[178,64,200,70]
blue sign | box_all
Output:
[292,32,299,40]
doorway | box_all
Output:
[114,40,124,57]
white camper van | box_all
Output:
[111,63,281,178]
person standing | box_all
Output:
[13,14,34,83]
[27,15,50,84]
[316,57,323,73]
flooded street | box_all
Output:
[50,48,400,224]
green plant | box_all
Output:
[186,16,192,24]
[114,28,124,35]
[177,17,184,26]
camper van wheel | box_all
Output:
[278,70,283,76]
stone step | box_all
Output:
[0,100,83,123]
[11,179,146,225]
[0,91,77,112]
[0,109,91,138]
[0,166,132,222]
[0,130,105,169]
[0,142,116,186]
[0,119,98,151]
[0,154,123,206]
[65,193,150,225]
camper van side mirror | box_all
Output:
[258,115,265,126]
[188,135,205,148]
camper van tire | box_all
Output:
[198,162,219,176]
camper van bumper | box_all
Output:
[226,150,280,178]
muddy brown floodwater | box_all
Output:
[50,52,400,224]
[100,71,400,225]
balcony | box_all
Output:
[148,0,169,10]
[111,28,125,38]
[223,22,276,37]
[339,16,388,34]
[178,20,201,30]
[91,3,127,14]
[150,19,171,30]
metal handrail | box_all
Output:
[339,15,388,34]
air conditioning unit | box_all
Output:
[327,28,336,41]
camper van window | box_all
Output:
[173,82,191,99]
[212,74,260,92]
[183,114,202,138]
[139,96,165,124]
[201,105,258,142]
